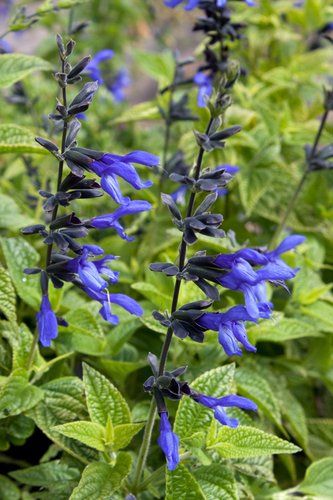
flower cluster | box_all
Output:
[144,64,304,469]
[22,36,157,347]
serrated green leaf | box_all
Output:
[28,377,96,464]
[301,301,333,332]
[131,282,171,309]
[99,359,146,385]
[0,54,51,88]
[1,322,43,371]
[9,460,80,487]
[0,474,20,500]
[0,237,40,309]
[208,426,301,458]
[174,364,235,442]
[83,363,130,427]
[113,423,144,450]
[248,315,321,344]
[0,371,43,418]
[53,421,106,452]
[70,453,132,500]
[192,464,237,499]
[235,367,282,429]
[166,464,205,500]
[298,457,333,497]
[0,265,16,323]
[0,125,47,155]
[57,308,106,356]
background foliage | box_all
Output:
[0,0,332,498]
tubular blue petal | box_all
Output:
[36,295,58,347]
[109,293,143,316]
[214,407,238,428]
[218,395,258,411]
[157,413,180,471]
[108,161,153,190]
[218,322,243,356]
[232,322,257,353]
[100,171,131,205]
[273,235,306,256]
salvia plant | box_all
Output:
[0,0,333,499]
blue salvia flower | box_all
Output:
[84,288,143,324]
[0,39,12,54]
[85,49,114,84]
[89,200,152,240]
[36,295,58,347]
[107,68,131,103]
[193,71,213,107]
[164,0,255,10]
[197,303,271,355]
[191,393,257,427]
[157,412,180,471]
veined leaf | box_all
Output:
[113,423,144,450]
[247,315,321,343]
[83,363,131,427]
[9,460,80,487]
[0,474,20,500]
[69,453,132,500]
[0,125,47,155]
[166,464,205,500]
[112,101,160,124]
[192,464,238,499]
[298,457,333,497]
[0,54,51,88]
[53,421,106,452]
[0,266,16,323]
[0,370,43,419]
[208,426,301,458]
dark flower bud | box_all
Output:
[65,39,76,57]
[50,212,82,230]
[324,88,333,110]
[161,193,182,221]
[35,137,59,153]
[65,119,81,148]
[150,262,179,276]
[24,267,41,275]
[56,34,65,57]
[21,224,46,235]
[55,72,67,88]
[67,56,91,80]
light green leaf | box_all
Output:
[112,102,160,124]
[0,474,20,500]
[70,453,132,500]
[1,322,43,371]
[208,426,301,458]
[166,464,205,500]
[0,54,51,88]
[248,315,322,343]
[298,457,333,497]
[28,377,96,464]
[0,237,40,309]
[83,363,131,427]
[0,125,47,155]
[99,359,146,385]
[301,301,333,333]
[113,423,144,450]
[131,282,171,309]
[193,464,237,499]
[57,308,106,356]
[9,460,80,487]
[235,367,282,429]
[134,50,175,86]
[53,421,106,452]
[0,265,16,323]
[174,365,235,443]
[37,0,88,13]
[0,370,43,418]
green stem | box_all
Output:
[270,109,329,248]
[131,117,213,491]
[131,398,157,492]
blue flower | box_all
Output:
[192,393,257,427]
[157,412,180,471]
[164,0,199,9]
[217,0,256,6]
[36,295,58,347]
[85,49,114,84]
[193,71,213,107]
[198,303,271,356]
[66,245,119,293]
[89,200,152,240]
[107,68,131,103]
[88,150,158,204]
[0,39,12,54]
[83,288,143,324]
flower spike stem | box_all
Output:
[131,117,213,491]
[270,109,329,248]
[27,45,69,370]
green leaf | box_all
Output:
[0,474,20,500]
[247,315,322,344]
[301,301,333,333]
[83,363,131,427]
[192,464,237,499]
[208,426,301,458]
[131,282,171,309]
[134,50,175,87]
[235,367,282,429]
[70,453,132,500]
[0,370,43,418]
[112,101,160,124]
[99,359,146,385]
[174,364,235,443]
[1,322,43,371]
[9,460,80,487]
[0,125,47,155]
[166,464,205,500]
[0,265,16,323]
[53,421,106,452]
[28,377,96,464]
[57,308,106,356]
[298,457,333,497]
[0,54,51,88]
[0,237,40,309]
[112,423,144,450]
